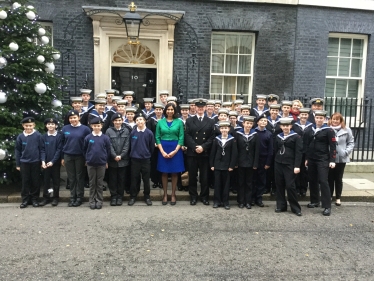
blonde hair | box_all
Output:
[292,100,303,108]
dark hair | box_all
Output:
[163,103,178,119]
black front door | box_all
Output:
[112,67,157,105]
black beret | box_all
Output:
[44,118,58,125]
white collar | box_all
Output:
[137,127,146,132]
[71,122,82,127]
[23,129,36,137]
[92,131,102,136]
[47,131,58,136]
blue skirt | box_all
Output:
[157,140,185,173]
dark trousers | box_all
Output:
[108,166,129,200]
[42,164,61,199]
[230,168,238,192]
[64,154,85,201]
[328,163,346,199]
[237,167,254,205]
[252,156,267,203]
[308,160,331,208]
[274,163,301,212]
[213,170,230,206]
[130,158,151,199]
[87,165,105,205]
[150,148,162,185]
[20,162,40,202]
[187,156,209,200]
[295,154,308,193]
[265,154,276,192]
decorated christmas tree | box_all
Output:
[0,1,66,184]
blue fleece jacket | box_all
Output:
[129,128,155,159]
[61,124,91,156]
[83,133,111,166]
[41,132,63,164]
[15,130,42,166]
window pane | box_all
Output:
[351,59,362,77]
[223,76,237,96]
[338,58,350,76]
[226,35,238,54]
[212,54,224,73]
[340,38,351,57]
[328,38,339,56]
[326,58,338,76]
[211,76,223,94]
[238,55,251,74]
[352,39,363,58]
[335,80,347,97]
[325,79,335,97]
[225,55,238,74]
[239,35,252,54]
[237,76,250,101]
[347,80,358,98]
[212,34,225,54]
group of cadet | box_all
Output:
[15,89,355,216]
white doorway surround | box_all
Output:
[83,6,185,100]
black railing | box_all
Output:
[287,96,374,162]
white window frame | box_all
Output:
[325,33,368,126]
[209,31,255,103]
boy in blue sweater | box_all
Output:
[40,118,63,206]
[128,113,155,206]
[15,117,43,208]
[84,117,111,210]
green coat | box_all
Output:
[155,118,184,146]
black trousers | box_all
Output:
[20,162,41,202]
[308,160,331,208]
[252,156,267,203]
[213,170,230,206]
[230,168,238,192]
[237,167,254,205]
[265,154,276,192]
[108,166,129,199]
[328,163,346,199]
[150,148,162,185]
[295,154,308,193]
[130,158,151,199]
[42,164,61,199]
[274,163,301,212]
[64,154,85,201]
[187,156,209,200]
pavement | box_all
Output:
[1,167,374,204]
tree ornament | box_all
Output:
[0,91,7,103]
[0,10,7,20]
[26,37,33,42]
[27,5,35,9]
[9,42,19,51]
[26,11,36,20]
[35,83,47,94]
[52,52,60,60]
[51,99,62,108]
[38,28,45,36]
[12,2,21,9]
[41,36,49,45]
[45,62,55,73]
[0,57,7,69]
[0,149,6,161]
[37,55,45,63]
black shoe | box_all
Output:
[73,199,82,207]
[201,199,209,206]
[238,204,244,209]
[145,199,152,206]
[116,198,123,206]
[125,190,130,194]
[224,205,230,210]
[102,185,107,191]
[255,201,264,207]
[68,200,75,207]
[85,183,89,189]
[51,199,59,206]
[152,183,157,189]
[232,190,237,194]
[245,204,251,209]
[110,199,117,206]
[90,203,96,210]
[263,189,270,194]
[275,208,287,213]
[270,190,276,196]
[184,187,189,192]
[295,211,302,216]
[96,204,102,210]
[32,201,39,207]
[66,184,70,190]
[128,198,135,206]
[177,185,183,191]
[323,208,331,216]
[213,203,219,208]
[190,199,197,206]
[300,191,306,197]
[307,203,319,208]
[20,201,28,208]
[250,201,255,206]
[39,198,50,207]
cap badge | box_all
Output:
[28,119,31,122]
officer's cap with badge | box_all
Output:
[269,104,281,110]
[21,117,35,124]
[309,98,324,106]
[242,116,256,122]
[256,113,268,123]
[281,100,293,107]
[195,99,207,107]
[267,94,279,101]
[218,108,229,115]
[44,118,58,125]
[153,103,165,109]
[314,110,327,117]
[299,108,311,114]
[218,121,230,127]
[90,117,103,125]
[279,117,293,125]
[111,113,123,122]
[135,112,146,121]
[66,110,79,118]
[180,104,190,110]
